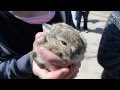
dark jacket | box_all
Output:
[98,11,120,79]
[0,11,72,79]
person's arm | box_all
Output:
[0,53,32,79]
[0,31,80,79]
[98,18,120,78]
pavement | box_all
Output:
[74,11,111,79]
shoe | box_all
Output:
[76,26,80,30]
[83,27,89,33]
[84,29,89,33]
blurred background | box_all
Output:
[74,11,112,79]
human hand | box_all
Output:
[33,60,80,79]
[33,32,69,71]
[64,63,81,79]
[33,60,70,79]
[32,32,81,79]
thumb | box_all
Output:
[33,61,70,79]
[47,68,70,79]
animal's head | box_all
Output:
[42,23,87,64]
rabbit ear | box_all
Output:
[42,23,52,34]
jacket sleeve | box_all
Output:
[98,20,120,79]
[0,53,33,79]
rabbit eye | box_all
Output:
[61,41,67,45]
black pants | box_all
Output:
[65,11,75,28]
[76,11,89,30]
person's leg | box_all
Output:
[65,11,75,28]
[83,11,89,31]
[65,11,71,25]
[76,11,82,30]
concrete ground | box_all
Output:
[74,11,112,79]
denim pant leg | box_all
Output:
[76,11,83,29]
[83,11,89,29]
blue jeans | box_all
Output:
[76,11,89,30]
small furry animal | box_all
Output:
[30,23,86,71]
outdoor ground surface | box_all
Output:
[75,11,112,79]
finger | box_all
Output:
[70,69,79,79]
[33,61,49,78]
[63,65,75,79]
[39,47,65,66]
[47,68,70,79]
[33,61,70,79]
[35,32,47,44]
[35,32,46,39]
[64,63,81,79]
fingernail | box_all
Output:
[35,32,46,39]
[36,37,45,44]
[61,68,70,72]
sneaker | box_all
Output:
[84,29,89,33]
[76,26,80,30]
